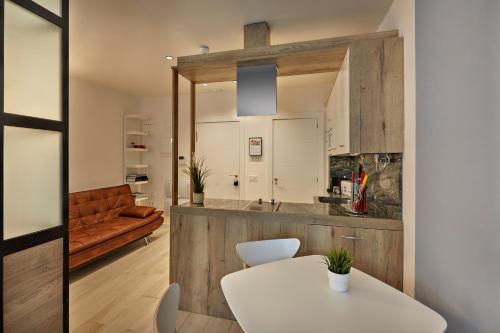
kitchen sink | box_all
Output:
[244,200,281,212]
[317,196,351,205]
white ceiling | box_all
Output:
[69,0,393,97]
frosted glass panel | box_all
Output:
[4,1,62,120]
[4,126,61,239]
[32,0,61,15]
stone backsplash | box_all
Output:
[329,154,403,219]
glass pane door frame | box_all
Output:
[0,0,68,330]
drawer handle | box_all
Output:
[340,235,363,240]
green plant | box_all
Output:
[183,157,212,193]
[322,248,352,275]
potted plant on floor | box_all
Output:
[322,248,353,292]
[183,157,212,204]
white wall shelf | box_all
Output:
[126,131,149,136]
[125,114,149,120]
[126,164,149,169]
[126,147,149,152]
[127,180,149,185]
[124,113,154,207]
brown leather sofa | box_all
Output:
[69,184,163,270]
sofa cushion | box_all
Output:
[69,184,134,230]
[106,211,163,234]
[70,240,85,254]
[120,206,155,218]
[69,211,163,254]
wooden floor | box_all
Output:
[69,223,243,333]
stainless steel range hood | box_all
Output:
[237,63,277,117]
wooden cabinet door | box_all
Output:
[306,224,355,257]
[327,49,350,155]
[349,37,404,153]
[300,224,403,290]
[353,228,403,290]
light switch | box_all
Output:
[248,175,258,182]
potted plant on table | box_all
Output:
[183,157,212,204]
[322,248,353,292]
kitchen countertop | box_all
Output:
[311,195,402,220]
[172,197,402,231]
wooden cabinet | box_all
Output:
[306,224,403,290]
[306,224,355,256]
[353,228,404,290]
[326,50,350,155]
[327,37,404,155]
[171,209,403,320]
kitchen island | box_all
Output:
[170,198,403,320]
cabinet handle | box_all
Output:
[339,144,345,147]
[340,235,363,240]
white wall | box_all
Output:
[69,77,140,192]
[138,82,330,209]
[378,0,416,297]
[415,1,500,331]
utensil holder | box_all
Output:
[350,187,367,214]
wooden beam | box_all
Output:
[190,82,196,203]
[171,67,179,206]
[244,22,270,48]
[177,30,399,83]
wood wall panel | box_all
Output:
[244,22,270,48]
[189,215,209,314]
[177,31,398,84]
[169,212,180,285]
[176,214,195,311]
[224,217,248,275]
[281,222,307,256]
[261,220,282,240]
[3,238,63,332]
[207,216,227,318]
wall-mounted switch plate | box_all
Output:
[248,175,258,182]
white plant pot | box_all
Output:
[193,192,205,204]
[327,270,350,292]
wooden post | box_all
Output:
[244,22,270,48]
[190,82,196,203]
[171,67,179,205]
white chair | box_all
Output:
[236,238,300,267]
[154,283,180,333]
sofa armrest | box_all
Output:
[120,206,156,218]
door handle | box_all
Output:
[230,175,239,186]
[340,235,363,240]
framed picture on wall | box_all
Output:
[249,137,262,156]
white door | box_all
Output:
[196,122,240,200]
[273,118,318,203]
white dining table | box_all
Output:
[221,255,446,333]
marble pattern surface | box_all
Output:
[179,198,401,221]
[330,154,402,219]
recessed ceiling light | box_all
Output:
[203,83,208,86]
[165,55,174,60]
[232,80,237,83]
